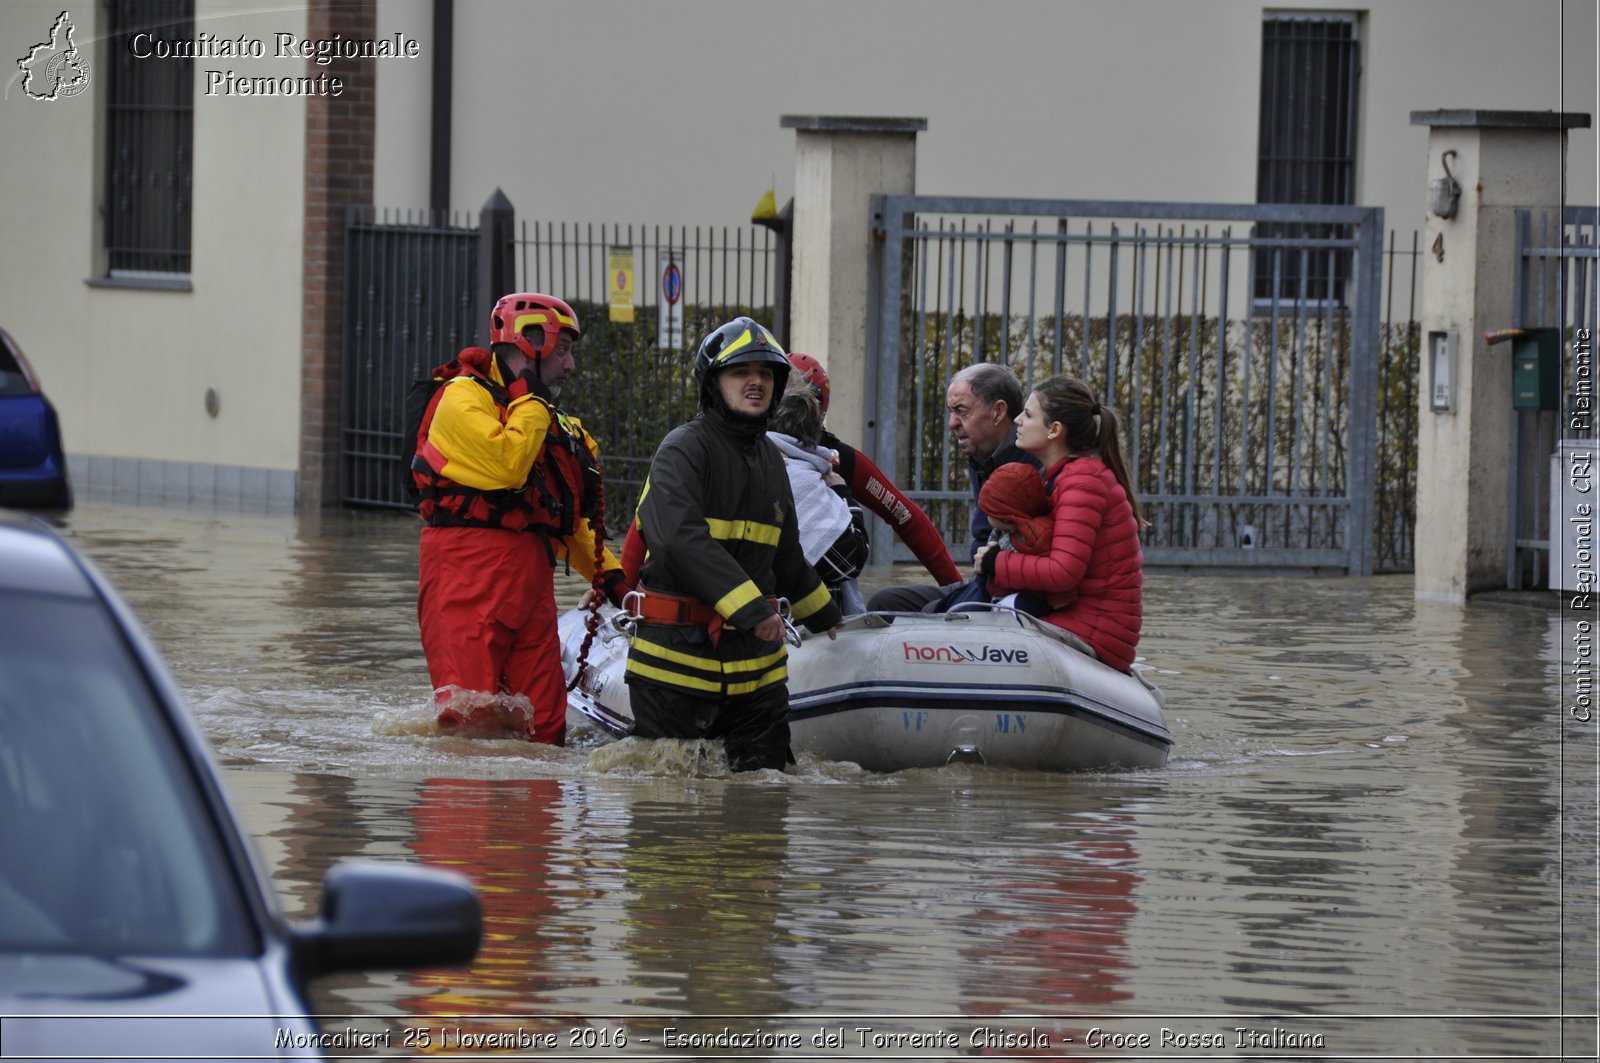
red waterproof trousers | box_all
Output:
[417,525,565,744]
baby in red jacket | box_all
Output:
[976,464,1062,615]
[979,463,1053,556]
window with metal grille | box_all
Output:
[102,0,193,277]
[1254,12,1360,306]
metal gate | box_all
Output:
[340,207,479,509]
[1506,205,1600,588]
[869,195,1385,574]
[338,203,776,521]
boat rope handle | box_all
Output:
[607,589,645,637]
[774,597,803,647]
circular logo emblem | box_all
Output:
[46,50,91,98]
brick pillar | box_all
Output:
[300,0,377,509]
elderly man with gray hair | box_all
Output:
[867,362,1041,612]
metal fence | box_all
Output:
[339,206,479,509]
[339,200,1425,573]
[1374,230,1422,573]
[518,221,779,530]
[339,206,778,523]
[869,195,1391,575]
[1507,206,1599,588]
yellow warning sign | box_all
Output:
[607,246,635,323]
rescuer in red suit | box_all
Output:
[411,293,625,744]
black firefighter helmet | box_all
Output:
[692,317,790,392]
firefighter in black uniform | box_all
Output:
[623,317,841,771]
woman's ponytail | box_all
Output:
[1095,404,1146,528]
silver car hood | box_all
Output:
[0,953,319,1060]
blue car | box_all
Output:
[0,326,72,510]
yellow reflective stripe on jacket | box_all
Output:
[788,580,835,622]
[714,579,764,620]
[704,517,782,547]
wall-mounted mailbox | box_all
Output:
[1512,328,1561,411]
[1428,330,1457,413]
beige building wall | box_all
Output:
[2,0,307,500]
[373,0,1594,236]
[2,0,1593,507]
[374,0,431,210]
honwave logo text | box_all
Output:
[902,641,1030,665]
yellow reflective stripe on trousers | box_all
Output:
[625,659,723,693]
[722,645,787,673]
[626,641,788,695]
[626,659,787,696]
[725,663,788,695]
[633,630,790,672]
[627,635,785,676]
[625,638,722,692]
[703,517,782,547]
[628,638,723,674]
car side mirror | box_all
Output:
[292,860,481,976]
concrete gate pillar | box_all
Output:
[1409,109,1589,603]
[781,115,925,450]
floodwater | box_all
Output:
[50,500,1597,1059]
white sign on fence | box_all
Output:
[658,250,684,350]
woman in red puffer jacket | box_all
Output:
[974,375,1145,671]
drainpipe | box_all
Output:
[429,0,452,213]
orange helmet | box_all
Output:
[489,292,580,363]
[786,352,830,415]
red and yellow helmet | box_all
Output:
[489,292,580,363]
[786,352,830,415]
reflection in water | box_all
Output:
[618,785,791,1021]
[54,502,1598,1058]
[964,818,1139,1011]
[401,779,574,1047]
